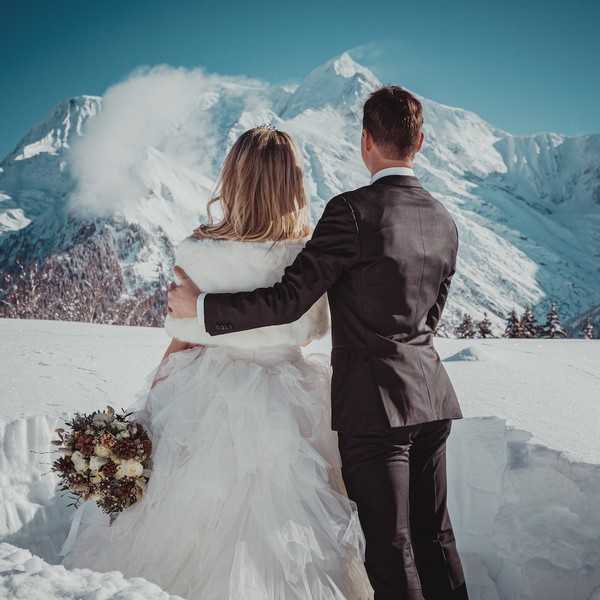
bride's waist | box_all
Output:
[207,344,303,366]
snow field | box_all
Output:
[1,318,600,599]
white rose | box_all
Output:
[94,444,111,458]
[89,455,108,472]
[115,459,144,479]
[74,459,89,473]
[71,451,89,473]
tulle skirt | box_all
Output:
[61,344,372,600]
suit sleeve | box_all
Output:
[203,195,359,336]
[426,220,459,332]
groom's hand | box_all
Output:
[167,266,202,318]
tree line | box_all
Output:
[0,234,166,327]
[451,304,596,339]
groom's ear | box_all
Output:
[416,131,425,154]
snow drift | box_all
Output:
[0,543,184,599]
[1,318,600,599]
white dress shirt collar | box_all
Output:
[370,166,415,184]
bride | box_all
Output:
[61,126,372,600]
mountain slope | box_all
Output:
[1,52,599,332]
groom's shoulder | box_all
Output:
[333,180,455,229]
[333,180,409,215]
[345,179,447,209]
[333,183,380,210]
[322,184,389,226]
[321,186,374,225]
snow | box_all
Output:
[1,318,600,599]
[0,318,164,421]
[1,53,599,330]
[279,52,380,119]
[0,543,184,599]
[0,208,31,233]
[14,131,62,161]
[440,339,600,464]
[11,96,101,162]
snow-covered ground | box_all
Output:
[0,543,184,599]
[1,318,600,599]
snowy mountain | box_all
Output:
[0,96,99,243]
[1,53,599,332]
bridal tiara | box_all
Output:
[257,122,276,131]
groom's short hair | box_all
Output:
[363,86,423,160]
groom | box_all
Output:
[169,86,468,600]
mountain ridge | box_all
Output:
[1,53,599,333]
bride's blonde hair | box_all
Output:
[196,126,309,242]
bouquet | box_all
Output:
[52,405,152,521]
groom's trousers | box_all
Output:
[338,419,468,600]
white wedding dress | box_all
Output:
[61,236,372,600]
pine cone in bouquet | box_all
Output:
[52,406,152,522]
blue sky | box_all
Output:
[1,0,599,159]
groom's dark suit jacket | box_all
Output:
[204,175,462,432]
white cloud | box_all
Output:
[69,65,269,217]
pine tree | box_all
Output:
[455,313,476,339]
[583,318,595,340]
[520,305,540,338]
[433,321,449,338]
[542,303,567,338]
[503,309,524,338]
[477,313,494,338]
